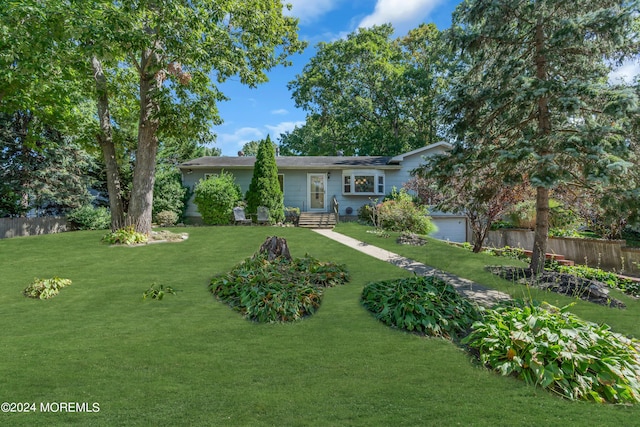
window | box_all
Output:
[342,170,384,195]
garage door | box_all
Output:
[431,217,467,243]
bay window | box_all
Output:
[342,170,385,195]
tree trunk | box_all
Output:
[530,20,551,274]
[256,236,292,260]
[92,55,125,231]
[127,48,161,235]
[530,186,549,273]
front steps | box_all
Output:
[298,212,337,229]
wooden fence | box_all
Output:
[486,229,640,276]
[0,217,67,239]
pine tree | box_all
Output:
[245,135,284,223]
[443,0,639,273]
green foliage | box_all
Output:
[23,277,72,300]
[548,263,640,297]
[445,0,638,270]
[245,135,284,223]
[357,204,376,225]
[143,283,178,300]
[153,168,189,222]
[0,112,95,217]
[67,205,111,230]
[287,24,445,155]
[1,0,305,233]
[463,301,640,403]
[193,171,242,225]
[210,254,349,323]
[376,189,436,235]
[284,206,300,224]
[102,226,148,245]
[548,228,581,238]
[155,210,179,227]
[361,276,481,339]
[507,200,580,230]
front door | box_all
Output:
[307,173,327,211]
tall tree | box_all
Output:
[287,24,446,156]
[245,135,284,223]
[444,0,639,272]
[0,112,94,217]
[1,1,305,234]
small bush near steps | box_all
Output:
[361,276,481,339]
[23,277,72,299]
[463,300,640,404]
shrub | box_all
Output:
[23,277,72,299]
[153,168,189,222]
[463,300,640,403]
[193,171,242,225]
[67,205,111,230]
[210,254,349,323]
[245,135,285,223]
[357,203,376,225]
[376,189,435,235]
[361,276,481,339]
[284,206,300,224]
[102,226,148,245]
[156,210,178,227]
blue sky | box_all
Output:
[211,0,639,156]
[212,0,459,156]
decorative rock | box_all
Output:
[487,266,625,309]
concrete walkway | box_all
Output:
[312,228,512,307]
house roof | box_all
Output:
[179,142,452,171]
[179,155,400,170]
[388,141,452,164]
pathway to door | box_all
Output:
[312,228,512,307]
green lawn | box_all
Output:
[1,225,639,426]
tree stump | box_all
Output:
[256,236,292,260]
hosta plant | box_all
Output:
[463,300,640,403]
[361,276,481,339]
[102,226,148,245]
[143,283,178,300]
[211,254,349,323]
[23,277,72,299]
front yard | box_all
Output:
[1,225,639,425]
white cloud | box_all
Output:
[215,122,306,156]
[265,121,306,138]
[609,60,640,85]
[271,108,289,115]
[217,127,264,154]
[358,0,443,29]
[284,0,339,24]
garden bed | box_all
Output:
[486,266,626,309]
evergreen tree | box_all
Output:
[0,112,94,217]
[442,0,639,273]
[245,135,284,223]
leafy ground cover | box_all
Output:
[1,225,640,425]
[211,252,349,322]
